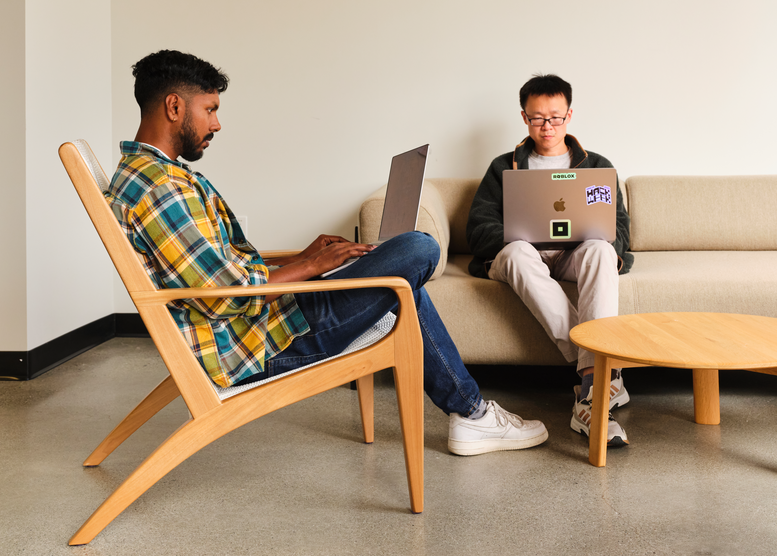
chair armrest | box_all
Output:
[358,181,450,280]
[133,276,413,306]
[259,249,302,258]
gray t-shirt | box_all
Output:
[528,149,572,170]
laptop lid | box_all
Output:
[377,144,429,242]
[503,168,617,250]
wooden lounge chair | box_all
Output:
[58,140,424,545]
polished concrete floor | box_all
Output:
[3,338,777,555]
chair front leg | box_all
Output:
[393,360,424,514]
[83,376,180,466]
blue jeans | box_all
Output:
[264,232,482,416]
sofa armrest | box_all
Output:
[359,180,450,280]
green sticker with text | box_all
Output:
[552,173,576,180]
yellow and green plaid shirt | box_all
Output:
[107,141,310,387]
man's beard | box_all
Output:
[177,114,213,162]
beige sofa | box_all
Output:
[359,175,777,366]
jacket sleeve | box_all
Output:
[466,156,509,263]
[613,175,631,261]
[589,153,633,274]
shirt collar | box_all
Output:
[119,141,193,172]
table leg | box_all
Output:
[692,368,720,425]
[588,355,611,467]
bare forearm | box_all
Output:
[264,254,301,267]
[268,259,323,284]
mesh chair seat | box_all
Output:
[213,312,396,400]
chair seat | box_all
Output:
[213,312,396,400]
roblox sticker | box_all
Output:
[585,185,612,206]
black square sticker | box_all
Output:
[550,219,571,239]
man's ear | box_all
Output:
[165,93,184,123]
[521,111,529,125]
[566,108,573,124]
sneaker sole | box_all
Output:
[448,429,549,456]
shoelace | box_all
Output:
[488,401,525,427]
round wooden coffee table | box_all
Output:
[570,312,777,467]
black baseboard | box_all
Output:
[116,313,149,337]
[0,313,149,381]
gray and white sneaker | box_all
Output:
[571,385,629,447]
[449,401,548,456]
[609,371,630,410]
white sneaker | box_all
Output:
[609,371,630,410]
[571,385,629,447]
[448,401,548,456]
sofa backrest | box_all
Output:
[626,175,777,251]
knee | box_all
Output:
[489,240,545,281]
[580,240,617,266]
[497,240,540,268]
[395,231,439,262]
[390,231,440,271]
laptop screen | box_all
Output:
[378,144,429,241]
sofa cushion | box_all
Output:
[626,175,777,251]
[620,250,777,316]
[425,251,777,366]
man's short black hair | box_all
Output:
[132,50,229,115]
[519,74,572,111]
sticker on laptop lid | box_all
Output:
[552,172,576,180]
[550,219,571,239]
[585,185,612,206]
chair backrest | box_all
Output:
[59,140,222,416]
[59,140,159,298]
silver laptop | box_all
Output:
[375,143,429,243]
[321,144,429,277]
[503,168,617,250]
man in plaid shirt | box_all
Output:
[109,49,548,456]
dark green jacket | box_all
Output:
[466,135,634,278]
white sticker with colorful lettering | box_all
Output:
[585,185,612,206]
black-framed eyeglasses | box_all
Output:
[526,116,567,127]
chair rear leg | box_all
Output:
[356,374,374,443]
[392,363,424,514]
[84,376,180,467]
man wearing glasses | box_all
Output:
[466,74,633,447]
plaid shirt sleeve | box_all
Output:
[109,143,309,388]
[130,175,269,319]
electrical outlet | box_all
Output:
[236,215,248,236]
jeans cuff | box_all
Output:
[461,394,484,418]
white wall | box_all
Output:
[22,0,115,349]
[111,0,777,258]
[0,0,28,351]
[4,0,774,340]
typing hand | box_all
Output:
[299,234,351,260]
[312,241,376,274]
